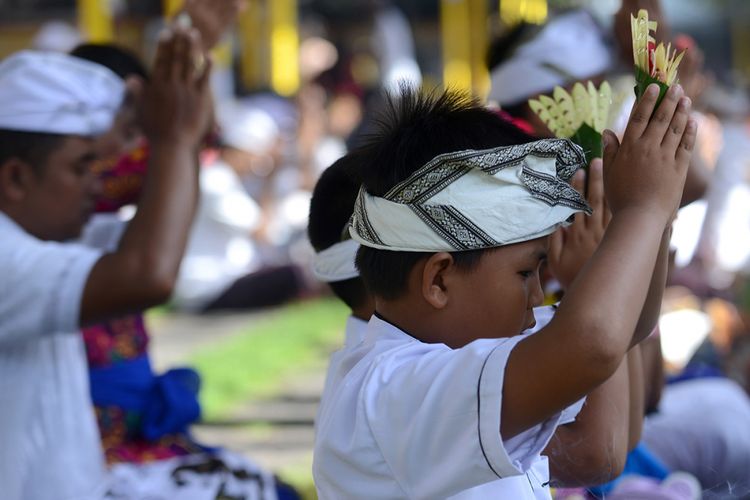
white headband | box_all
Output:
[312,239,361,282]
[488,10,612,106]
[0,51,125,136]
[350,138,591,252]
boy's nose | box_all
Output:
[530,276,545,307]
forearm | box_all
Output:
[627,345,645,449]
[116,140,200,287]
[547,357,631,486]
[552,209,668,373]
[632,227,670,345]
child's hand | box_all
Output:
[140,28,213,147]
[601,83,697,225]
[548,159,611,290]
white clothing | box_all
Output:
[350,140,590,253]
[0,51,124,135]
[173,160,262,310]
[0,211,107,500]
[108,450,279,500]
[643,378,750,499]
[488,10,612,106]
[314,306,573,500]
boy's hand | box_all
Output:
[140,28,213,147]
[548,159,611,290]
[601,83,696,225]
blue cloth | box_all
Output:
[588,442,670,497]
[89,355,201,440]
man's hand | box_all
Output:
[140,27,213,148]
[548,159,611,290]
[184,0,246,51]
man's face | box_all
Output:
[24,136,102,241]
[445,237,548,348]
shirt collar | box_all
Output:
[344,315,369,347]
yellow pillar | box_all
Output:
[269,0,300,96]
[77,0,114,43]
[469,0,490,99]
[163,0,183,18]
[500,0,548,27]
[238,0,268,91]
[441,0,472,92]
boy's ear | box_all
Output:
[421,252,453,309]
[0,158,35,202]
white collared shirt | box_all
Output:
[313,306,572,499]
[0,211,107,500]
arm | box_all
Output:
[80,29,213,325]
[501,83,697,439]
[543,161,635,486]
[627,345,645,449]
[182,0,246,52]
[546,357,631,486]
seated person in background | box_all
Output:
[0,28,210,500]
[312,84,696,498]
[173,102,307,312]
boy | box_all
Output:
[313,84,695,498]
[0,28,212,500]
[310,133,652,490]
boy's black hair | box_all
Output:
[308,151,370,311]
[355,87,536,300]
[0,129,65,174]
[70,43,149,81]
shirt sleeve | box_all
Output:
[363,336,563,499]
[0,237,101,343]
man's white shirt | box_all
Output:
[0,211,107,500]
[314,305,583,499]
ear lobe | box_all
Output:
[0,158,34,202]
[421,252,453,309]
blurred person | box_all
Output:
[0,27,211,500]
[173,102,308,312]
[32,20,82,53]
[486,9,614,135]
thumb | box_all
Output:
[602,129,620,169]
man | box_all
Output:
[0,27,212,500]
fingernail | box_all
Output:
[647,84,659,96]
[671,84,683,95]
[679,96,692,108]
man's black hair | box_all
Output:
[0,129,65,174]
[308,151,370,311]
[355,87,536,300]
[71,43,149,81]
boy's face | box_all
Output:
[21,136,101,241]
[444,237,548,347]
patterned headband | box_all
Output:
[349,138,592,252]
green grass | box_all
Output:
[189,297,349,420]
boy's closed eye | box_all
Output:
[518,258,546,279]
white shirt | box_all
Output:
[173,160,262,310]
[0,211,107,500]
[313,306,570,500]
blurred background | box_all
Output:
[3,1,750,497]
